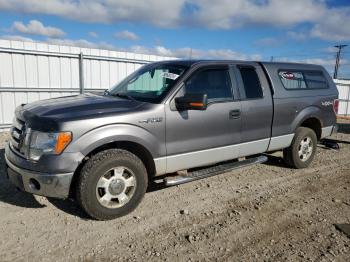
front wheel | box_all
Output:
[76,149,148,220]
[283,127,317,169]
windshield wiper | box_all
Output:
[108,92,136,101]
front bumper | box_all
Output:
[5,153,74,199]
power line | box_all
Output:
[333,44,348,79]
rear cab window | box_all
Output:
[279,70,328,90]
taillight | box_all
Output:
[333,99,339,114]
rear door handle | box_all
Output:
[229,109,241,119]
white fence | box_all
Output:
[0,39,174,131]
[0,39,350,131]
[334,79,350,116]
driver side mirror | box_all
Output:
[175,93,208,111]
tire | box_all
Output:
[76,149,148,220]
[283,127,317,169]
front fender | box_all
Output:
[66,124,165,158]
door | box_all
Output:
[165,65,242,173]
[233,64,273,157]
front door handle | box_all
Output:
[229,109,241,119]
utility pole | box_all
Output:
[333,44,348,79]
[270,56,274,62]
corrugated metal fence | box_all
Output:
[1,39,350,131]
[334,79,350,117]
[0,39,173,131]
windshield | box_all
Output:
[108,63,188,103]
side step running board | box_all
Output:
[164,155,268,187]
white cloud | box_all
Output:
[1,0,349,41]
[2,34,341,74]
[191,0,350,42]
[114,30,139,41]
[0,0,186,27]
[188,0,350,41]
[1,34,34,42]
[0,34,260,60]
[188,0,325,29]
[11,20,65,38]
[309,8,350,41]
[46,38,115,50]
[0,35,113,50]
[295,58,339,67]
[88,31,98,38]
[274,56,346,75]
[129,45,261,60]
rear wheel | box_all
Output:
[283,127,317,169]
[76,149,148,220]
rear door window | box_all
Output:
[279,70,328,90]
[238,66,263,99]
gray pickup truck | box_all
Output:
[5,60,338,220]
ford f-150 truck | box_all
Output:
[5,60,338,220]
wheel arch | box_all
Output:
[85,140,156,177]
[292,106,323,141]
[69,139,157,199]
[67,124,164,198]
[299,117,322,141]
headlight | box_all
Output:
[29,131,72,160]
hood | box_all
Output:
[16,93,144,131]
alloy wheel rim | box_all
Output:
[96,166,137,209]
[298,136,313,162]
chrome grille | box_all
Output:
[10,118,26,156]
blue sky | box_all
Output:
[0,0,349,78]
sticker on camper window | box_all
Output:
[162,72,180,80]
[280,71,295,80]
[279,71,307,89]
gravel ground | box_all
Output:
[0,122,349,261]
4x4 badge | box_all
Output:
[321,101,333,106]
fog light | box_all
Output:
[29,178,41,191]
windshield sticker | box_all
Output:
[162,72,180,80]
